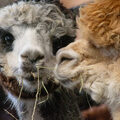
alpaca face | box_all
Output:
[54,0,120,112]
[0,25,54,91]
[54,38,120,106]
[0,2,75,92]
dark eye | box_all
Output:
[1,33,14,46]
[0,28,14,52]
[52,35,75,55]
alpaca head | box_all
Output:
[54,39,120,119]
[54,0,120,112]
[0,2,75,96]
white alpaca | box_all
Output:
[0,1,83,120]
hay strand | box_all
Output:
[79,75,84,93]
[31,67,40,120]
[31,65,50,119]
[38,81,49,104]
[4,109,18,120]
[35,65,54,70]
[85,92,92,109]
[18,79,23,101]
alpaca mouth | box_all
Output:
[24,75,37,82]
[21,72,39,82]
[20,66,47,82]
[0,73,60,99]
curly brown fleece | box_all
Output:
[77,0,120,49]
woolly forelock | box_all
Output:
[0,1,75,38]
[77,0,120,49]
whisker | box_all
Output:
[7,101,15,110]
[35,65,54,70]
[4,97,9,104]
[4,98,15,110]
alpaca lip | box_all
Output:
[21,65,37,73]
[24,74,38,82]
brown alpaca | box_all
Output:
[54,0,120,120]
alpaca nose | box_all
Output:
[56,49,78,65]
[21,49,44,63]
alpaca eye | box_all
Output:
[0,28,14,52]
[52,35,75,55]
[1,33,14,46]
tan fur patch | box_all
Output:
[77,0,120,49]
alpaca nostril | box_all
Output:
[56,49,79,65]
[21,50,44,63]
[21,54,28,59]
[60,56,74,64]
[31,55,44,63]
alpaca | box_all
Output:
[54,0,120,120]
[0,1,85,120]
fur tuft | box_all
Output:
[77,0,120,48]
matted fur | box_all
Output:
[0,1,74,37]
[55,0,120,120]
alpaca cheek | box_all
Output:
[4,52,19,76]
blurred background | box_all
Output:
[0,0,14,7]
